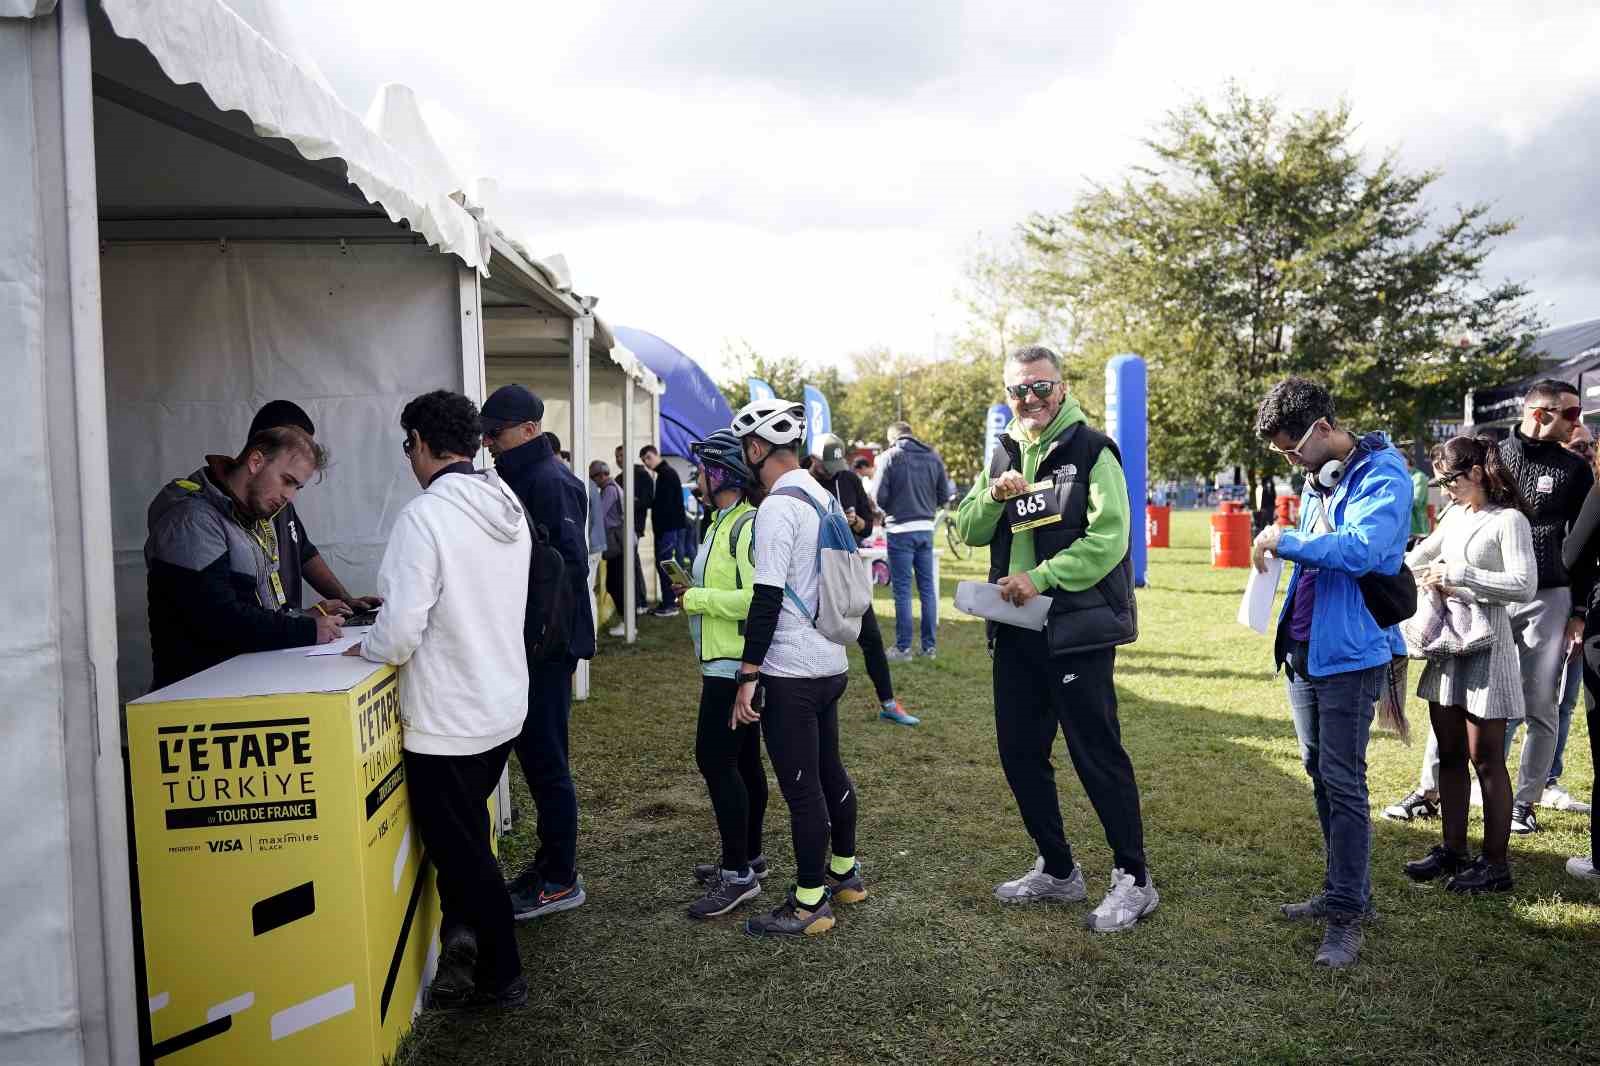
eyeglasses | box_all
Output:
[402,435,415,456]
[1006,381,1059,400]
[1269,419,1324,462]
[1527,404,1582,424]
[1429,471,1465,489]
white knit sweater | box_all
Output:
[1405,504,1536,718]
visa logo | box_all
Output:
[207,839,243,853]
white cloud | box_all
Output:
[278,0,1600,381]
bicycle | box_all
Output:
[933,501,973,561]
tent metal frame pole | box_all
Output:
[63,3,139,1062]
[571,316,593,699]
[623,374,637,644]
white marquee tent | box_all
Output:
[3,2,658,1062]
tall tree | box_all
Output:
[1023,84,1540,494]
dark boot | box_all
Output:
[1445,857,1513,894]
[1403,844,1467,883]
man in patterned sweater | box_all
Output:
[1383,379,1593,834]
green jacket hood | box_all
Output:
[1007,393,1086,449]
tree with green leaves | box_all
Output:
[1023,84,1540,497]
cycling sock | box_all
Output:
[795,884,826,908]
[829,855,856,877]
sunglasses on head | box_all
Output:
[1006,381,1059,400]
[1528,404,1582,423]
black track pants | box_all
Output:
[992,625,1147,882]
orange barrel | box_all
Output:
[1146,504,1171,549]
[1210,502,1252,568]
[1275,495,1294,527]
[1427,503,1436,530]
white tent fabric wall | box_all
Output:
[102,242,463,702]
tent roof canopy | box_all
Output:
[91,0,592,322]
[613,327,730,454]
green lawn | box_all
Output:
[397,510,1597,1066]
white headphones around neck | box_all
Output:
[1311,457,1347,491]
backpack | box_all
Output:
[525,521,574,662]
[770,486,873,645]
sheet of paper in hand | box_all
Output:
[1005,478,1066,533]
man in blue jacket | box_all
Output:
[1251,377,1411,970]
[874,421,954,659]
[479,384,596,922]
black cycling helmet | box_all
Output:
[691,429,753,483]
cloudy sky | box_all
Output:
[275,0,1600,381]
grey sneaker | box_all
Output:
[1085,868,1159,932]
[994,857,1087,904]
[743,887,836,938]
[1567,856,1599,882]
[694,854,769,885]
[1279,892,1378,923]
[920,646,937,660]
[885,647,914,663]
[827,862,868,904]
[687,871,761,919]
[1313,914,1363,969]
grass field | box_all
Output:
[396,510,1598,1066]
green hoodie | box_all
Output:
[954,394,1131,593]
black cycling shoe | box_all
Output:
[1404,844,1467,883]
[1446,857,1513,894]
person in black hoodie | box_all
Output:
[643,445,690,616]
[806,436,920,727]
[479,384,595,921]
[1383,380,1592,836]
[616,445,654,613]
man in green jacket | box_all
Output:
[956,345,1156,933]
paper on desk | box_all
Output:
[304,627,372,656]
[1237,557,1284,634]
[954,580,1052,631]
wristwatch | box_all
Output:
[736,671,760,686]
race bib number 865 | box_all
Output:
[1007,479,1064,532]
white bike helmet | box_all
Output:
[731,398,806,446]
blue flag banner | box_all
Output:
[1104,353,1148,588]
[803,385,832,455]
[983,403,1012,471]
[748,378,775,403]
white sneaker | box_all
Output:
[994,857,1087,904]
[1086,868,1159,933]
[1567,856,1599,882]
[1541,786,1592,813]
[607,623,625,637]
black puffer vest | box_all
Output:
[986,424,1138,656]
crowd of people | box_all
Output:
[139,354,1599,1012]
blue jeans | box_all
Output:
[655,528,690,609]
[1504,652,1582,784]
[1285,659,1382,917]
[887,530,936,652]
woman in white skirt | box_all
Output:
[1402,435,1536,893]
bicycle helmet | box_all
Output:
[690,429,752,483]
[731,398,806,446]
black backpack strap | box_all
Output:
[730,509,757,589]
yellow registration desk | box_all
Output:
[127,642,440,1064]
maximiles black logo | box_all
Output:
[157,717,318,830]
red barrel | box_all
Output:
[1427,503,1436,531]
[1275,495,1299,528]
[1210,501,1252,568]
[1146,504,1171,549]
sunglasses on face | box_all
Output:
[1269,419,1324,463]
[1006,381,1059,401]
[1429,471,1466,489]
[1528,405,1582,424]
[402,435,416,456]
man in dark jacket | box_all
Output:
[808,436,919,727]
[875,421,954,658]
[248,400,382,617]
[643,445,689,616]
[145,426,343,688]
[616,445,654,613]
[480,384,595,921]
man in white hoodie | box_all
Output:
[348,390,531,1011]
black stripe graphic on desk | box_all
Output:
[380,855,430,1023]
[210,716,310,731]
[252,881,315,936]
[152,1016,231,1058]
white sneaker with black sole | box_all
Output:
[1381,789,1439,821]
